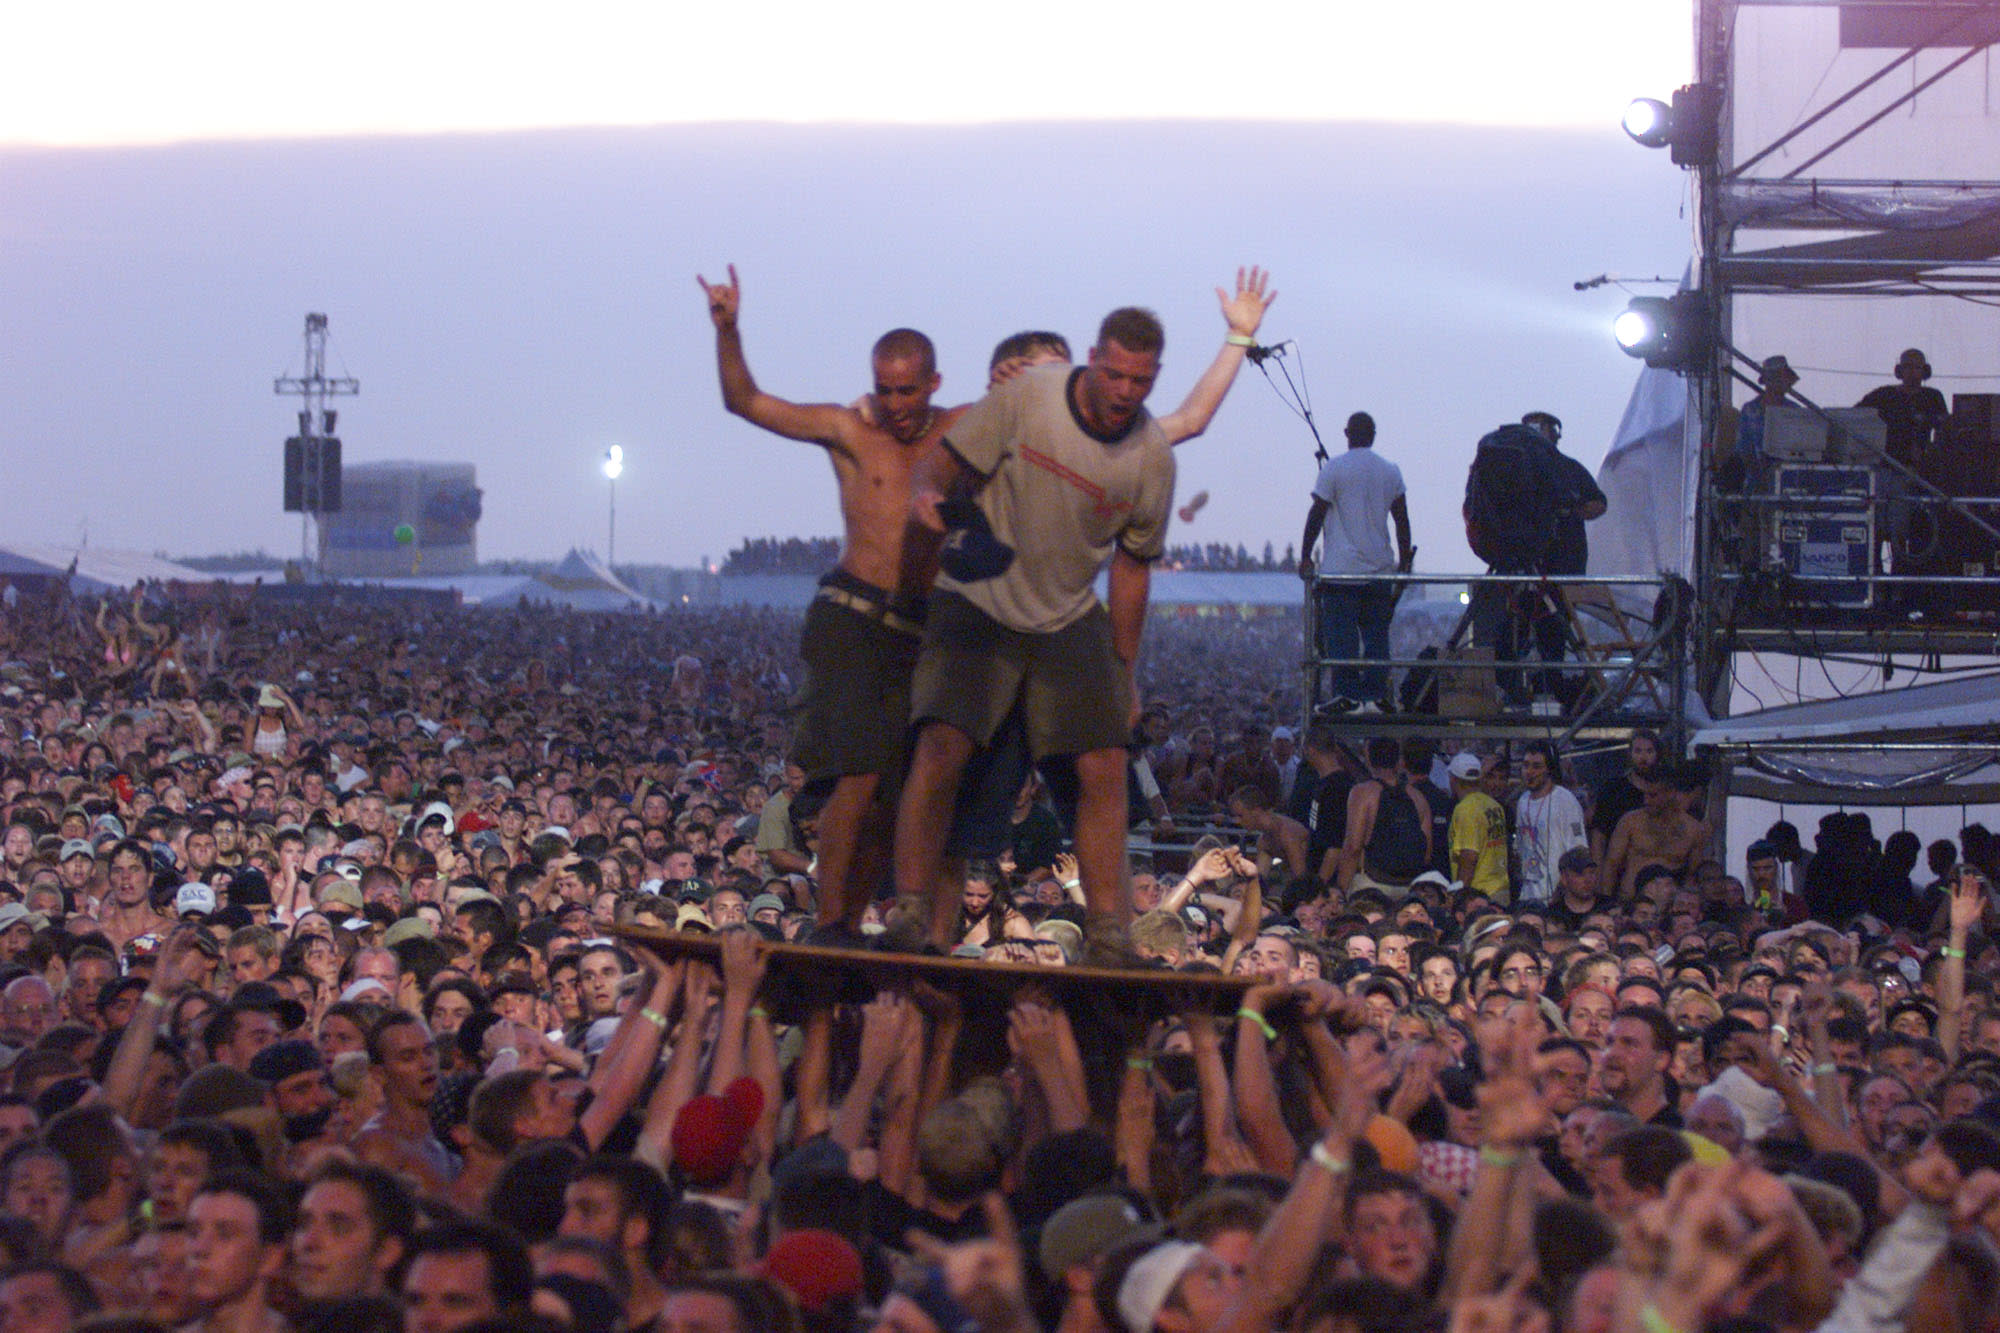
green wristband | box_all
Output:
[1236,1007,1278,1042]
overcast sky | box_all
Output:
[0,2,1697,570]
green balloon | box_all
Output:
[393,523,416,545]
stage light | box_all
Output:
[602,444,624,481]
[1613,307,1658,353]
[1623,98,1672,148]
[1621,83,1720,166]
[1614,292,1712,372]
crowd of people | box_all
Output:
[0,578,1996,1333]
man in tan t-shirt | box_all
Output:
[896,308,1178,958]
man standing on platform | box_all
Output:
[896,306,1183,959]
[1300,411,1413,715]
[699,265,965,939]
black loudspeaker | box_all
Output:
[1906,498,2000,620]
[314,437,342,513]
[283,437,343,513]
[283,437,306,512]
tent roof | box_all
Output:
[0,544,214,593]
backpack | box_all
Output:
[1364,780,1428,884]
[1464,424,1559,571]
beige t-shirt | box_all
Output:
[937,364,1175,633]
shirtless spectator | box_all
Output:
[700,264,964,940]
[1604,768,1706,898]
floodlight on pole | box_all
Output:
[602,445,624,566]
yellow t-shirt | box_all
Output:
[1449,791,1510,899]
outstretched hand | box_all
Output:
[1218,266,1277,338]
[1950,867,1987,934]
[698,264,741,330]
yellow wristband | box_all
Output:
[1479,1145,1524,1168]
[1126,1056,1154,1071]
[1224,333,1256,348]
[1943,945,1966,959]
[140,991,167,1008]
[1638,1304,1684,1333]
[1236,1007,1278,1042]
[638,1007,669,1029]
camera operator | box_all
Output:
[1463,411,1604,708]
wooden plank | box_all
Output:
[606,925,1255,1003]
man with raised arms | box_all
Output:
[896,301,1203,959]
[933,272,1278,904]
[699,265,965,939]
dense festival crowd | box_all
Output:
[0,581,1995,1333]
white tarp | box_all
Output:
[1589,363,1694,581]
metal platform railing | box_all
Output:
[1298,571,1685,746]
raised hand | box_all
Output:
[1188,847,1234,886]
[719,928,769,998]
[1218,266,1277,338]
[1950,867,1987,934]
[857,993,915,1073]
[697,264,741,330]
[907,1194,1031,1331]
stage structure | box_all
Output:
[1627,0,2000,810]
[275,313,357,568]
[319,461,483,578]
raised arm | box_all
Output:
[1938,867,1983,1064]
[578,948,680,1151]
[1156,267,1277,445]
[698,264,855,447]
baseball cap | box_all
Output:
[759,1230,864,1317]
[58,839,94,863]
[382,917,435,947]
[1039,1194,1158,1282]
[671,1077,764,1187]
[0,904,31,933]
[317,879,364,912]
[175,883,218,918]
[1448,752,1484,782]
[1557,847,1597,873]
[1118,1242,1205,1333]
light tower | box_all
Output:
[602,445,624,567]
[275,313,359,569]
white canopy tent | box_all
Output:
[0,543,214,594]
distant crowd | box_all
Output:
[0,581,1993,1333]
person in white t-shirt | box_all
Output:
[1298,412,1412,713]
[1513,739,1588,905]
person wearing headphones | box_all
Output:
[1859,347,1949,468]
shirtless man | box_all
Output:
[1602,770,1705,898]
[98,838,173,951]
[699,265,966,937]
